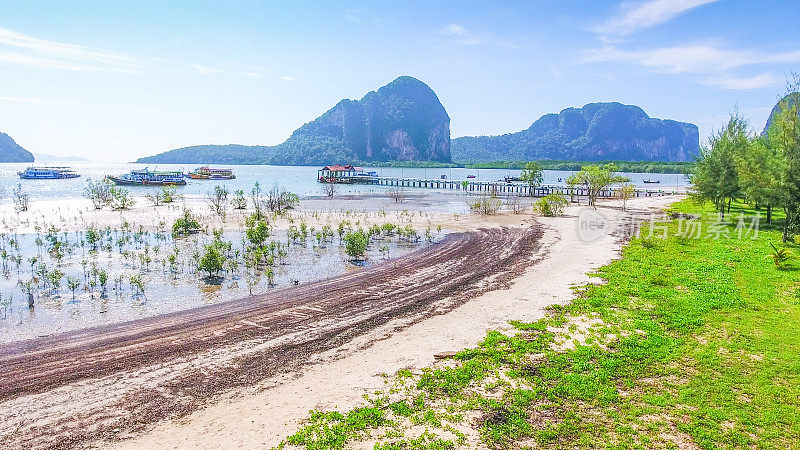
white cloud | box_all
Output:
[0,27,143,72]
[583,43,800,74]
[442,24,468,37]
[0,26,266,77]
[438,23,522,49]
[581,42,800,89]
[702,73,781,90]
[593,0,719,36]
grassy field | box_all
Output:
[278,198,800,449]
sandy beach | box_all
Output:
[0,192,679,449]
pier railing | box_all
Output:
[324,176,682,198]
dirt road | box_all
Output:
[0,226,542,449]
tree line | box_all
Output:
[693,80,800,242]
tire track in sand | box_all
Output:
[0,226,542,449]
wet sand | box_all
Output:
[0,192,680,449]
[0,225,542,449]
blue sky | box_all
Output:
[0,0,798,161]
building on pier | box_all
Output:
[318,165,356,183]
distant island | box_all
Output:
[452,102,699,163]
[137,77,700,166]
[137,76,451,165]
[0,132,34,162]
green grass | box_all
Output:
[279,198,800,449]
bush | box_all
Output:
[109,186,135,210]
[266,186,299,214]
[231,189,247,210]
[84,179,113,209]
[148,186,178,206]
[245,214,270,249]
[344,229,369,261]
[207,185,229,216]
[469,194,502,215]
[12,184,29,212]
[199,230,231,278]
[172,208,202,237]
[161,186,177,203]
[534,194,568,217]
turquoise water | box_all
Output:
[0,163,689,202]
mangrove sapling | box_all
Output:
[388,187,406,203]
[161,186,178,204]
[21,279,35,307]
[0,294,10,319]
[251,182,265,220]
[199,230,231,280]
[505,196,525,214]
[534,193,568,217]
[113,275,124,296]
[231,189,247,210]
[321,181,337,198]
[245,214,270,249]
[299,222,309,242]
[84,179,113,209]
[146,189,164,206]
[98,270,108,297]
[172,208,202,237]
[66,277,81,301]
[266,185,299,215]
[12,184,29,212]
[315,231,324,247]
[344,229,369,262]
[48,269,63,296]
[109,186,135,210]
[381,222,397,236]
[469,193,502,215]
[207,185,229,217]
[129,274,145,299]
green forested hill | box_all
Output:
[452,102,699,162]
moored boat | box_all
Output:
[188,166,235,180]
[107,168,186,186]
[642,179,661,184]
[18,166,80,180]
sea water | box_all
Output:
[0,162,689,203]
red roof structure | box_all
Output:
[322,165,354,171]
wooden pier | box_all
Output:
[325,175,683,198]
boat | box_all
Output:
[466,174,476,179]
[18,166,80,180]
[188,166,236,180]
[107,168,186,186]
[642,179,661,184]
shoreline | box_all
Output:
[104,195,678,449]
